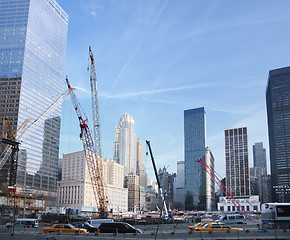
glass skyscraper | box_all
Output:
[184,107,206,210]
[0,0,68,205]
[266,66,290,203]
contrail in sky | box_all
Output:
[111,0,169,90]
[102,83,206,99]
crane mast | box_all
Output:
[196,158,253,221]
[89,46,102,157]
[66,77,107,218]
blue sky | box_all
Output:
[57,0,290,180]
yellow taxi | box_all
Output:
[188,222,210,232]
[194,222,244,232]
[42,223,88,233]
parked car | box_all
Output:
[98,222,143,233]
[194,222,244,232]
[73,222,98,233]
[215,214,246,224]
[41,224,88,233]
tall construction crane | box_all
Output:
[146,140,171,222]
[196,158,253,221]
[0,89,72,172]
[89,46,102,157]
[66,77,107,218]
[1,116,20,187]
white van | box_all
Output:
[215,214,246,224]
[86,219,114,228]
[16,218,39,228]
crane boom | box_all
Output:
[146,140,168,218]
[66,77,107,218]
[196,158,253,221]
[89,46,102,157]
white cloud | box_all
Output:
[74,86,90,94]
[91,11,97,17]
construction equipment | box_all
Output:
[145,140,171,222]
[66,77,107,218]
[88,46,102,157]
[196,158,253,221]
[0,89,72,172]
[1,116,20,187]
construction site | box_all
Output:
[0,46,111,222]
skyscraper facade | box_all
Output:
[173,161,185,209]
[225,127,250,197]
[136,140,147,189]
[0,0,68,205]
[184,107,206,210]
[253,142,267,173]
[266,66,290,202]
[205,147,215,211]
[113,113,137,176]
[58,151,128,213]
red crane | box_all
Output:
[66,77,107,218]
[196,158,253,221]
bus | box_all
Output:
[16,218,39,228]
[261,203,290,229]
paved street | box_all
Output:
[0,222,289,240]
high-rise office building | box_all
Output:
[224,127,250,197]
[261,174,272,203]
[173,161,185,210]
[136,139,147,189]
[125,173,140,212]
[266,66,290,202]
[184,107,206,210]
[158,167,175,205]
[0,0,68,205]
[205,147,215,212]
[113,113,137,176]
[253,142,267,173]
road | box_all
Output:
[0,222,289,239]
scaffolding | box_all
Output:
[0,193,45,217]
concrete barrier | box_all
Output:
[0,229,289,240]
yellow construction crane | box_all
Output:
[1,116,20,187]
